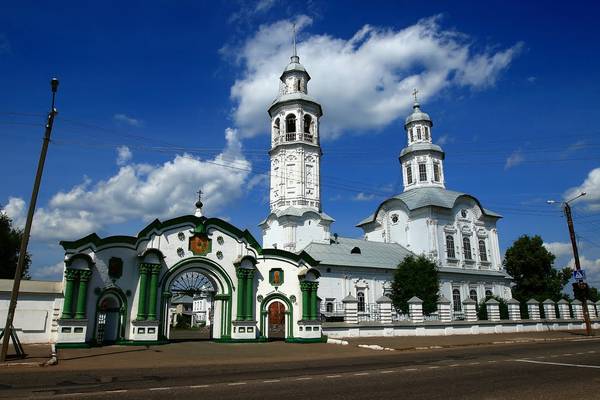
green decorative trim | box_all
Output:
[285,336,327,344]
[56,342,91,349]
[260,293,294,339]
[214,337,268,343]
[262,248,319,267]
[114,339,169,346]
[65,253,95,267]
[74,270,92,319]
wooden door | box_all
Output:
[268,301,286,340]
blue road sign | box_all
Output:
[573,270,586,281]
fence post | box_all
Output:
[408,296,424,323]
[462,299,477,322]
[526,299,540,320]
[571,299,583,320]
[557,299,570,319]
[437,296,452,323]
[342,294,358,324]
[376,295,393,324]
[586,300,597,319]
[506,298,521,321]
[485,298,500,322]
[542,299,556,320]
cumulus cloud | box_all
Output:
[229,0,278,24]
[436,134,452,146]
[228,15,522,139]
[505,149,524,169]
[564,255,600,287]
[36,261,65,279]
[353,192,375,201]
[116,145,133,166]
[4,129,251,241]
[564,167,600,211]
[113,113,142,127]
[543,241,572,258]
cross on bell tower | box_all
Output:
[195,189,204,217]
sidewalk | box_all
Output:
[0,329,593,372]
[0,344,52,367]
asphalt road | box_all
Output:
[1,338,599,399]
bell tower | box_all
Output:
[260,28,333,252]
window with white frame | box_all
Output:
[452,289,462,312]
[417,126,422,140]
[357,292,365,312]
[469,289,478,303]
[419,163,427,181]
[479,239,488,262]
[446,235,456,258]
[406,164,413,184]
[433,163,440,182]
[463,237,472,260]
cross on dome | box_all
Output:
[412,88,419,103]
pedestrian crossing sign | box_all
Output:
[573,270,586,281]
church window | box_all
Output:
[326,302,334,313]
[303,115,312,134]
[460,209,468,218]
[406,165,413,184]
[433,163,440,182]
[357,292,365,312]
[485,289,493,298]
[446,235,455,258]
[297,79,301,91]
[410,129,414,142]
[424,126,430,140]
[274,118,280,135]
[391,214,399,224]
[463,237,472,260]
[286,114,296,134]
[479,240,488,262]
[417,127,422,140]
[469,289,478,303]
[419,163,427,182]
[351,246,361,254]
[452,289,461,312]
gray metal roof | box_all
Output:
[303,236,414,269]
[258,207,334,226]
[268,92,322,116]
[405,103,432,126]
[284,62,308,74]
[399,142,445,159]
[357,187,502,227]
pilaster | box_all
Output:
[61,269,78,319]
[147,264,161,320]
[136,264,150,320]
[74,270,92,319]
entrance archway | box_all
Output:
[94,289,126,345]
[268,301,285,340]
[159,257,233,341]
[260,294,294,341]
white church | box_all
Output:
[259,47,513,318]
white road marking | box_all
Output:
[380,370,395,374]
[589,351,596,354]
[404,368,418,371]
[469,362,480,365]
[228,382,246,386]
[514,359,600,369]
[487,360,497,363]
[428,366,440,369]
[536,356,545,359]
[563,353,573,356]
[295,377,312,380]
[188,385,210,388]
[576,352,585,355]
[263,380,281,383]
[149,387,171,391]
[326,375,342,378]
[354,372,369,376]
[105,390,128,393]
[449,364,460,367]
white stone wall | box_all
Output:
[262,212,331,252]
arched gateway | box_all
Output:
[56,215,323,347]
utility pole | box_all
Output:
[0,78,59,361]
[548,192,591,336]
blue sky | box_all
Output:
[1,0,600,287]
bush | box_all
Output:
[476,295,509,320]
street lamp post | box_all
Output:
[547,192,592,336]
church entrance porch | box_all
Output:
[94,290,126,345]
[268,301,286,340]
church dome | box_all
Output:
[404,102,432,127]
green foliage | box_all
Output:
[175,314,191,329]
[476,295,509,320]
[0,212,31,279]
[391,255,439,315]
[589,287,600,303]
[503,235,570,302]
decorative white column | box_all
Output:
[557,299,571,319]
[342,294,358,324]
[462,299,477,322]
[527,299,540,320]
[571,300,584,320]
[507,298,521,321]
[437,296,452,323]
[596,300,600,318]
[408,296,424,323]
[586,300,597,319]
[376,295,393,325]
[485,298,500,322]
[542,299,556,320]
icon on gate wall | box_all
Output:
[189,233,212,256]
[269,268,284,287]
[108,257,123,280]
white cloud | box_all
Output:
[564,255,600,287]
[113,113,142,127]
[527,76,537,83]
[4,128,251,242]
[543,241,572,258]
[564,167,600,211]
[353,192,375,201]
[116,145,133,166]
[36,261,65,279]
[228,15,522,139]
[436,134,452,146]
[229,0,278,24]
[505,149,524,169]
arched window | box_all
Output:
[424,126,430,140]
[297,79,301,91]
[350,246,361,254]
[463,237,472,260]
[419,163,427,182]
[326,302,334,313]
[446,235,455,258]
[469,289,478,303]
[433,163,440,182]
[417,126,422,140]
[452,289,461,312]
[303,115,312,134]
[410,129,414,142]
[479,240,487,262]
[286,114,296,132]
[406,164,413,184]
[485,289,493,298]
[357,292,365,312]
[273,118,280,135]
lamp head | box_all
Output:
[50,78,59,93]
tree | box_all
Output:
[0,212,31,279]
[391,255,439,315]
[503,235,570,302]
